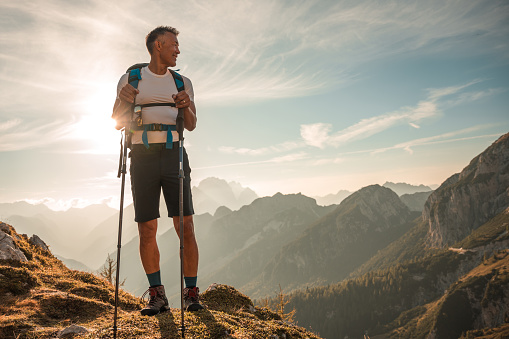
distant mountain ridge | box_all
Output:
[112,192,337,300]
[192,177,258,214]
[0,202,117,261]
[247,185,418,298]
[383,181,433,196]
[260,132,509,339]
[313,189,351,206]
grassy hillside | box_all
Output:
[0,221,322,339]
[384,249,509,339]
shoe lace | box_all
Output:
[141,289,158,306]
[185,288,200,303]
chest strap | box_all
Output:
[131,123,177,149]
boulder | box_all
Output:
[29,234,50,251]
[0,229,28,262]
[57,324,89,338]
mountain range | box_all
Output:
[262,132,509,338]
[0,178,258,270]
[2,131,507,338]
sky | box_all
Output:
[0,0,508,211]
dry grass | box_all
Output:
[0,222,322,339]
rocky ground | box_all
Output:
[0,222,321,339]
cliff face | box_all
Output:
[423,133,509,248]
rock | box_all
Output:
[57,324,89,338]
[424,133,509,247]
[29,234,50,251]
[0,229,28,262]
[0,222,10,233]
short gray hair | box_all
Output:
[146,26,179,55]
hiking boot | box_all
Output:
[183,287,204,311]
[140,285,170,316]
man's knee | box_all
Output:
[138,219,158,242]
[183,217,195,237]
[174,216,196,238]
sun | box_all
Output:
[73,85,123,154]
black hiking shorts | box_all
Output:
[130,143,194,222]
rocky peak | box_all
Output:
[423,133,509,247]
[339,184,411,228]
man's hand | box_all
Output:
[119,83,139,104]
[172,91,191,109]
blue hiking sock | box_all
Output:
[184,276,197,288]
[147,271,162,287]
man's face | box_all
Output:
[159,32,180,67]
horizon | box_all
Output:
[1,0,508,214]
[2,177,442,212]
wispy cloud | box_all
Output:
[0,0,507,152]
[23,196,118,211]
[301,99,439,148]
[194,151,308,170]
[0,119,72,152]
[2,0,507,107]
[300,80,494,148]
[371,128,501,155]
[219,141,304,156]
[0,119,22,132]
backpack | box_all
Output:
[116,64,186,177]
[125,63,186,150]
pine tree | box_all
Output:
[97,253,125,286]
[276,284,296,323]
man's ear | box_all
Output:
[154,40,162,51]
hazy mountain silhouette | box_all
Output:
[383,181,433,196]
[247,185,419,298]
[0,203,117,261]
[111,193,336,302]
[400,190,433,211]
[192,177,258,214]
[313,189,351,206]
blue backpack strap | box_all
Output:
[127,65,185,149]
[170,70,186,138]
[170,70,185,92]
[126,63,147,88]
[128,68,142,89]
[140,124,177,149]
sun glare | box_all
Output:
[73,86,121,154]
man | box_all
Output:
[112,26,203,316]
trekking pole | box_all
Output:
[113,128,128,339]
[176,106,186,338]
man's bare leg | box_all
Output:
[138,219,160,274]
[138,218,170,316]
[172,215,198,277]
[173,214,203,310]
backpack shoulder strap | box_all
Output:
[126,63,148,89]
[126,64,184,92]
[169,69,185,92]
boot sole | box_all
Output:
[186,303,204,312]
[140,306,170,316]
